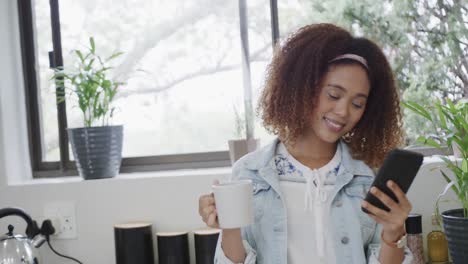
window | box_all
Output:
[19,0,277,177]
[20,0,463,177]
[275,0,465,154]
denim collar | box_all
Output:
[243,138,374,194]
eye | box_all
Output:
[352,100,366,109]
[352,103,364,109]
[328,92,340,100]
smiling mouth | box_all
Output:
[324,117,345,132]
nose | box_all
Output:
[334,101,350,118]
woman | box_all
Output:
[199,23,413,264]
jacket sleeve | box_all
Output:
[366,224,413,264]
[214,230,257,264]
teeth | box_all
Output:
[325,118,344,129]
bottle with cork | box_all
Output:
[427,213,449,263]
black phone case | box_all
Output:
[362,149,423,214]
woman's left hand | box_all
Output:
[361,180,412,242]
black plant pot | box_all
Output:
[441,208,468,264]
[68,125,123,180]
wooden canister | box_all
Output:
[194,229,220,264]
[156,231,189,264]
[114,222,155,264]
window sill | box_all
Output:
[10,166,232,187]
[10,155,455,187]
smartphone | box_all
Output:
[362,148,424,214]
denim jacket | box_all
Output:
[215,139,413,264]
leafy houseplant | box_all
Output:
[52,37,124,180]
[403,99,468,263]
[233,105,246,140]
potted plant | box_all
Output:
[228,105,260,165]
[52,37,124,180]
[403,98,468,263]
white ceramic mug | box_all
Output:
[212,179,254,229]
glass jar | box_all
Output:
[405,213,424,264]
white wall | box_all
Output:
[0,1,461,264]
[0,171,226,264]
[0,98,6,189]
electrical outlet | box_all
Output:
[44,201,77,239]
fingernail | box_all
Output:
[371,187,377,193]
[362,201,367,208]
[387,181,393,187]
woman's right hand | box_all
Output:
[199,180,220,228]
[200,181,246,262]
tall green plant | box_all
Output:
[232,105,246,140]
[52,37,124,127]
[403,99,468,218]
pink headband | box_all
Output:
[329,54,368,70]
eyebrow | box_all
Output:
[326,84,368,99]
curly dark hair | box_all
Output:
[258,23,403,168]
